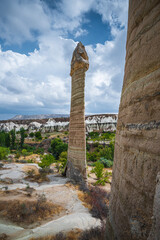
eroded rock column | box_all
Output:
[109,1,160,239]
[66,42,89,183]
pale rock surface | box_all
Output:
[0,163,101,239]
[109,1,160,239]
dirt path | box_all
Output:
[0,163,101,239]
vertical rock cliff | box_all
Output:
[66,42,89,183]
[109,1,160,239]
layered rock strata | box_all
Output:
[109,1,160,239]
[66,42,89,183]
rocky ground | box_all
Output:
[0,162,111,240]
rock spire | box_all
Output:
[65,42,89,183]
[108,1,160,239]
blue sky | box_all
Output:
[0,0,128,120]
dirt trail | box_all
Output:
[0,163,101,239]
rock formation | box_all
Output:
[0,114,117,133]
[109,1,160,239]
[66,42,89,183]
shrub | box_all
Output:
[0,147,10,160]
[22,149,28,156]
[87,152,99,162]
[38,154,55,168]
[23,144,35,152]
[29,132,34,138]
[19,159,27,163]
[0,197,63,225]
[15,152,21,158]
[98,157,113,168]
[35,147,44,155]
[91,161,104,179]
[26,169,35,178]
[51,138,68,159]
[58,151,67,168]
[35,131,42,140]
[79,227,105,240]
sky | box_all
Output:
[0,0,128,120]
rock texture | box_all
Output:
[66,42,89,182]
[0,114,117,133]
[148,172,160,240]
[109,1,160,239]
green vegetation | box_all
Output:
[87,141,115,163]
[10,129,16,149]
[0,147,10,160]
[0,131,10,148]
[20,127,25,148]
[91,162,111,186]
[51,138,68,159]
[35,131,42,140]
[29,132,34,138]
[87,131,115,141]
[91,161,104,179]
[56,151,67,172]
[38,154,55,168]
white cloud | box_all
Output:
[0,0,129,118]
[0,0,51,44]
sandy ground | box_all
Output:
[0,163,103,240]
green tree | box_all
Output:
[10,129,16,149]
[35,131,42,140]
[20,127,25,148]
[5,133,10,148]
[51,138,68,159]
[29,132,34,138]
[0,132,5,147]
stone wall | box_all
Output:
[109,1,160,239]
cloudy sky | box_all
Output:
[0,0,128,120]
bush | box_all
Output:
[23,144,35,152]
[56,151,68,172]
[51,138,68,159]
[91,161,104,179]
[38,154,55,168]
[79,227,105,240]
[22,149,28,156]
[35,148,44,155]
[87,152,99,162]
[35,131,42,140]
[0,196,63,224]
[19,159,27,163]
[98,157,113,168]
[15,152,21,159]
[29,132,34,138]
[0,147,10,160]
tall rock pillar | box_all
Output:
[109,1,160,239]
[66,42,89,183]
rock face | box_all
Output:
[0,114,117,133]
[109,1,160,239]
[66,42,89,183]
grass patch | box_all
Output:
[25,168,51,183]
[0,195,64,225]
[30,227,105,240]
[77,186,109,220]
[30,229,82,240]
